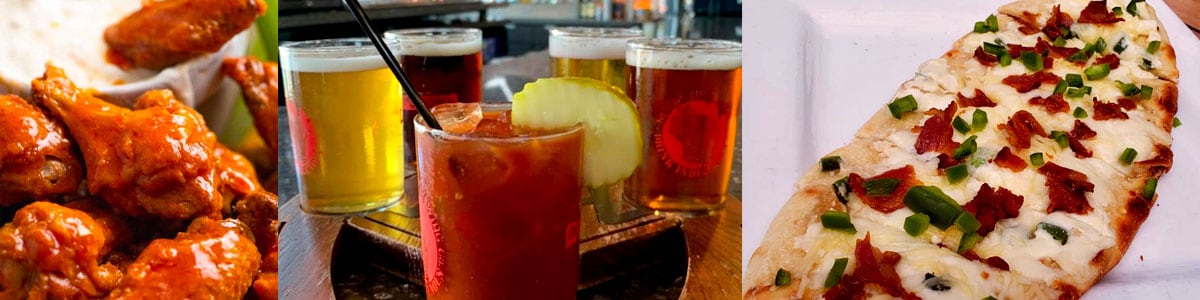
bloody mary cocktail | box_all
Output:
[415,103,583,299]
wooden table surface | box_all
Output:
[280,197,742,299]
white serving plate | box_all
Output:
[743,0,1200,297]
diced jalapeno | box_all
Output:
[953,116,971,134]
[820,156,842,172]
[889,95,918,119]
[775,268,792,286]
[946,163,968,184]
[1120,148,1137,165]
[824,258,850,288]
[821,210,856,233]
[903,186,963,230]
[905,213,931,236]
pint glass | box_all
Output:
[416,103,582,299]
[384,28,484,217]
[548,27,642,91]
[625,39,742,215]
[281,38,405,214]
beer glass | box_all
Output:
[548,27,642,91]
[384,28,484,217]
[625,38,742,215]
[280,38,405,215]
[416,103,582,299]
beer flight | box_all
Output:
[281,27,741,298]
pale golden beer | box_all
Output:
[625,39,742,215]
[549,27,642,91]
[281,38,405,215]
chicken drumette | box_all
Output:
[104,0,268,70]
[31,66,223,220]
[0,95,83,205]
[0,201,129,299]
[235,192,277,300]
[106,217,261,299]
[221,57,278,153]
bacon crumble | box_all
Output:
[1117,98,1137,110]
[1092,98,1130,120]
[1038,162,1095,214]
[957,89,997,107]
[1095,53,1121,69]
[1029,93,1069,114]
[1042,5,1075,40]
[1003,71,1061,93]
[824,235,920,300]
[993,147,1028,172]
[1078,0,1124,24]
[964,184,1025,236]
[849,165,920,213]
[1001,110,1048,150]
[915,102,961,156]
[974,47,998,66]
[1070,120,1096,140]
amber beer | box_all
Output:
[280,38,406,215]
[625,39,742,215]
[549,27,642,91]
[384,28,483,217]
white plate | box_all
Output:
[743,0,1200,297]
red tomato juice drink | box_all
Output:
[414,103,583,299]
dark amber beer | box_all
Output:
[548,27,641,91]
[625,39,742,215]
[384,28,483,217]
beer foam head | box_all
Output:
[549,27,642,60]
[386,28,482,57]
[280,38,393,73]
[626,39,742,70]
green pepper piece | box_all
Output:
[1120,148,1137,165]
[905,213,931,236]
[864,178,901,196]
[958,233,983,254]
[820,156,842,172]
[825,258,850,288]
[889,95,918,119]
[1037,222,1069,245]
[955,212,981,235]
[775,268,792,286]
[821,211,856,233]
[1030,152,1045,167]
[1073,107,1088,119]
[1085,63,1110,80]
[903,186,963,230]
[953,116,971,134]
[1020,51,1043,72]
[972,110,988,131]
[946,163,968,184]
[1143,177,1158,199]
[952,136,978,159]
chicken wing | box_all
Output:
[235,192,277,300]
[31,66,223,220]
[106,217,261,299]
[104,0,267,70]
[0,201,129,299]
[221,57,279,153]
[217,144,263,209]
[0,95,84,205]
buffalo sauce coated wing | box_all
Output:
[236,192,277,300]
[104,0,268,70]
[0,201,129,299]
[31,66,223,220]
[222,57,279,153]
[106,218,261,299]
[0,95,84,205]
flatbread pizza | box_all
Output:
[745,0,1179,298]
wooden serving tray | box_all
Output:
[336,203,686,290]
[280,196,741,299]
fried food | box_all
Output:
[235,192,277,300]
[31,66,223,220]
[0,201,129,299]
[222,57,279,153]
[104,0,267,70]
[0,95,84,205]
[107,217,261,299]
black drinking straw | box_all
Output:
[341,0,442,130]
